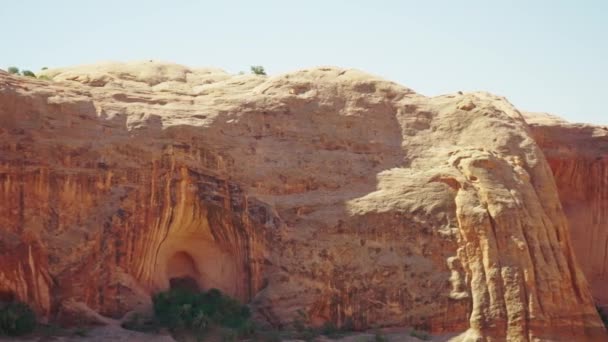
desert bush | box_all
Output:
[409,328,431,340]
[235,319,256,338]
[21,70,36,77]
[321,321,347,339]
[73,326,88,337]
[374,332,388,342]
[250,65,266,75]
[321,321,338,335]
[5,66,50,80]
[152,287,250,335]
[0,301,36,336]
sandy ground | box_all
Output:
[0,324,459,341]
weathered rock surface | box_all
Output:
[525,113,608,309]
[0,62,605,341]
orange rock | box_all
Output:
[526,112,608,310]
[0,63,605,341]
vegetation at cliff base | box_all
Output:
[374,331,389,342]
[410,328,431,340]
[0,301,36,336]
[122,287,256,340]
[153,288,250,332]
[123,287,365,341]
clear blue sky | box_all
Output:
[2,1,606,124]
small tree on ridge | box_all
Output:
[250,65,266,75]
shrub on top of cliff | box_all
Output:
[21,70,36,78]
[0,301,36,336]
[250,65,266,75]
[152,287,251,337]
[4,66,49,80]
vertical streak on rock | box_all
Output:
[450,148,603,341]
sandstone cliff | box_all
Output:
[0,62,605,341]
[525,113,608,309]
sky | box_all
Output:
[1,1,606,125]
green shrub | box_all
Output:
[5,66,49,80]
[374,332,388,342]
[321,321,337,334]
[73,326,88,337]
[0,301,36,336]
[321,321,346,338]
[152,288,251,335]
[250,65,266,75]
[409,329,431,340]
[21,70,36,77]
[235,319,256,338]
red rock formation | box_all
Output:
[0,63,605,341]
[525,113,608,309]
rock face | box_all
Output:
[525,113,608,308]
[0,62,605,341]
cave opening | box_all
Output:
[169,276,200,292]
[166,251,201,292]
